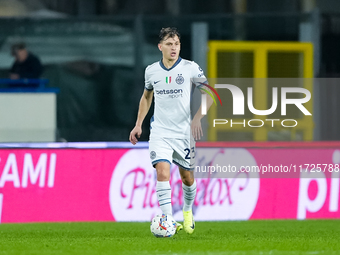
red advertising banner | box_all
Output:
[0,145,339,223]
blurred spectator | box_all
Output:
[10,42,43,80]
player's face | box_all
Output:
[158,35,181,61]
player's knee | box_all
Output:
[182,175,194,186]
[156,165,170,181]
[157,172,170,182]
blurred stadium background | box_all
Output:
[1,1,340,254]
[0,0,340,142]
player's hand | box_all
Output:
[129,126,142,145]
[191,116,203,141]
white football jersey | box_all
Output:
[145,57,206,139]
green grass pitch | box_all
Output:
[0,220,339,255]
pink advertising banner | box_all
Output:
[0,145,339,223]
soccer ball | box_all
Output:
[150,214,176,238]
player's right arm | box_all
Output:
[129,89,154,145]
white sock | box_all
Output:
[182,180,197,212]
[156,181,172,215]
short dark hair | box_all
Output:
[11,42,26,55]
[159,27,181,43]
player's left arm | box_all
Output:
[192,89,213,140]
[191,62,214,140]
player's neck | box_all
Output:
[162,57,178,69]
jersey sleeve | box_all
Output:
[191,62,207,88]
[144,67,153,91]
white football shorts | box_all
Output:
[149,137,195,170]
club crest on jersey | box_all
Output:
[150,151,156,159]
[176,74,184,85]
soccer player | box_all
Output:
[129,27,213,234]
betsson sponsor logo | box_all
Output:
[155,89,183,98]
